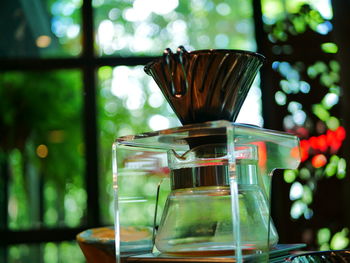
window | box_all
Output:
[1,0,349,262]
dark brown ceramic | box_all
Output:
[144,46,265,125]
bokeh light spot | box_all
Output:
[148,114,170,131]
[317,228,331,245]
[312,154,327,168]
[290,181,304,200]
[321,42,338,54]
[216,3,231,16]
[275,91,286,105]
[36,35,51,48]
[36,144,49,158]
[284,169,297,183]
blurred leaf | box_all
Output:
[321,42,338,54]
[312,104,330,121]
[330,228,349,250]
[317,228,331,245]
[284,169,297,183]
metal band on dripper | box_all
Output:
[145,46,265,189]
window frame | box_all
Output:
[7,0,342,260]
[0,0,171,258]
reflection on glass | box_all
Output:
[98,65,180,223]
[0,70,86,229]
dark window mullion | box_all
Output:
[0,227,89,245]
[0,56,158,71]
[252,0,292,243]
[252,0,277,129]
[0,58,83,71]
[82,0,100,227]
[0,154,9,261]
[332,0,350,228]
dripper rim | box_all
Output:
[144,47,265,75]
[189,48,265,60]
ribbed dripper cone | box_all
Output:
[144,46,265,125]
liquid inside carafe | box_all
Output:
[154,144,278,256]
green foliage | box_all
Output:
[330,228,350,250]
[312,104,329,121]
[284,169,298,183]
[0,70,86,229]
[9,242,84,263]
[318,228,350,251]
[321,42,338,54]
[268,2,348,251]
[94,0,255,56]
[317,228,331,250]
[97,65,179,223]
[266,4,327,42]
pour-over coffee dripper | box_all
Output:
[144,46,263,125]
[112,46,301,263]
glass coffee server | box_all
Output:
[112,47,301,262]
